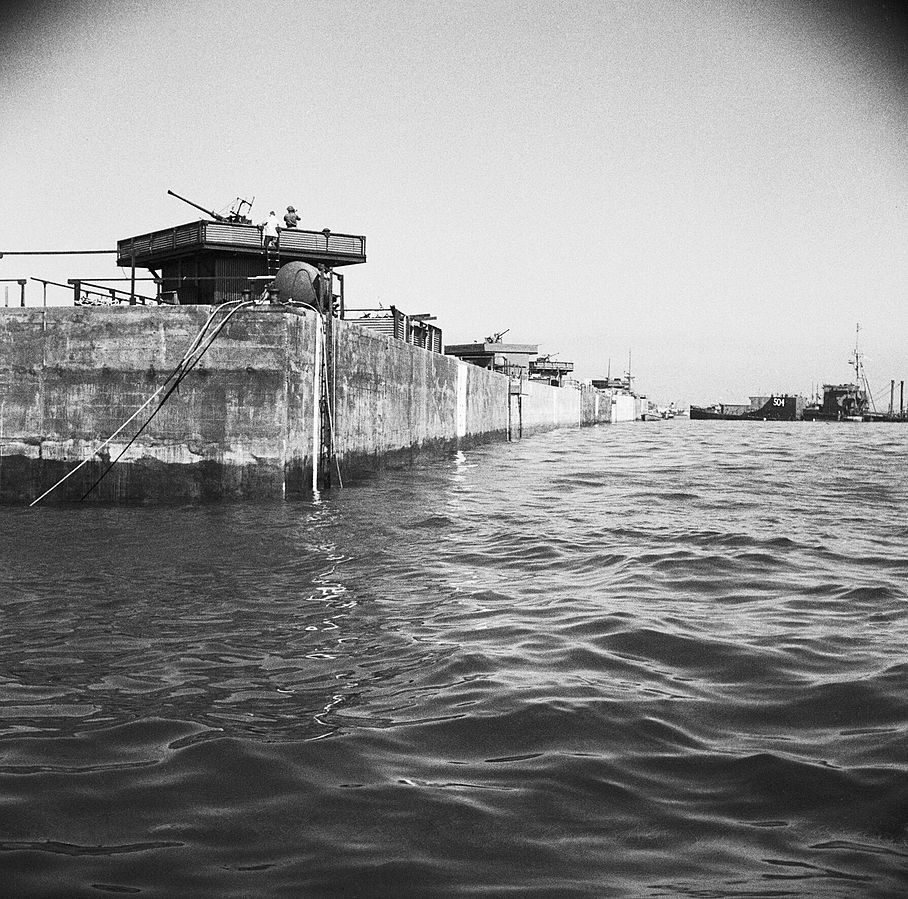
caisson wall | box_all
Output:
[0,306,612,503]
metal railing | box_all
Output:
[343,306,443,354]
[117,221,366,265]
[0,279,28,307]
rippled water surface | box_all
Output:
[1,421,907,897]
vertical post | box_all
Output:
[335,271,345,318]
[311,314,322,494]
[331,273,339,472]
[130,255,136,305]
[319,265,334,489]
[42,280,47,307]
[890,380,895,417]
[17,279,26,307]
[4,285,8,307]
[71,279,81,305]
[901,381,904,416]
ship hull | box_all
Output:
[690,396,802,421]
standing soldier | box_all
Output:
[261,210,280,248]
[283,205,300,229]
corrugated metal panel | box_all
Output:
[280,229,365,260]
[205,223,263,248]
[150,232,174,253]
[117,235,150,257]
[117,224,204,261]
[348,316,395,338]
[118,221,365,267]
[215,256,267,304]
[174,224,202,247]
[278,230,323,253]
[327,234,364,256]
[344,312,443,353]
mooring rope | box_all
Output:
[29,301,251,507]
[79,301,256,501]
[30,300,338,505]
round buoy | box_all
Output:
[271,261,322,308]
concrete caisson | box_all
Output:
[0,307,611,503]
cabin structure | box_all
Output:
[592,375,631,391]
[445,341,539,378]
[343,306,443,353]
[529,356,574,386]
[803,384,867,421]
[116,220,367,306]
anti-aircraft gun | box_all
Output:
[167,189,254,224]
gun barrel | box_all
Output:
[167,189,226,222]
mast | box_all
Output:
[848,322,876,413]
[849,322,861,384]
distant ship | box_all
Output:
[801,325,899,421]
[689,395,805,421]
[801,384,869,421]
[692,325,906,423]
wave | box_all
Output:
[3,426,908,894]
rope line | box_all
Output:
[29,301,338,504]
[79,302,255,501]
[29,302,248,506]
[321,316,343,488]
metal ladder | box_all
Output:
[265,240,280,275]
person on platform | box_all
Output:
[261,210,280,248]
[283,205,300,228]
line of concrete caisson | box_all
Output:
[0,304,637,504]
[0,204,643,504]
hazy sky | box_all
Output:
[1,0,906,403]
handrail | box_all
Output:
[117,221,366,262]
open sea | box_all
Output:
[1,420,907,897]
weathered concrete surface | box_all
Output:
[0,307,614,503]
[518,379,582,436]
[580,384,612,426]
[610,392,638,423]
[0,307,310,502]
[278,311,318,495]
[333,319,508,477]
